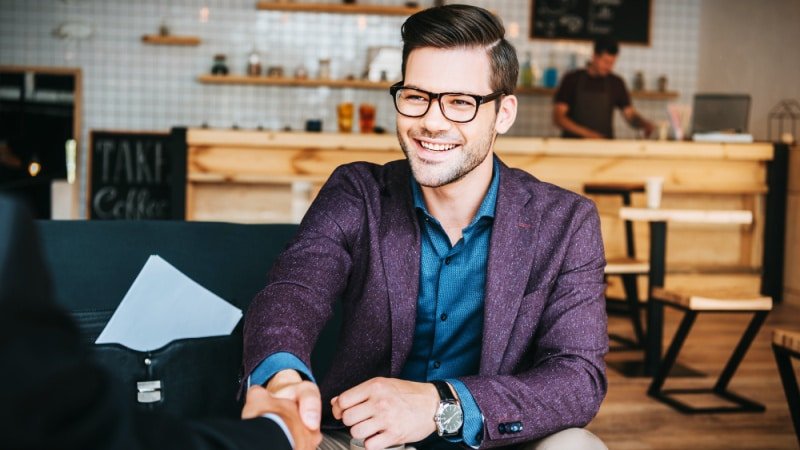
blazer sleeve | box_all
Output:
[459,200,608,448]
[243,165,365,378]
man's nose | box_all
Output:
[421,99,452,132]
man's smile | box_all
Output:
[418,140,458,152]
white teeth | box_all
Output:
[419,141,457,151]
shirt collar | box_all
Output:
[411,156,500,225]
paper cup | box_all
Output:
[645,177,664,209]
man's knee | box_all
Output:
[525,428,607,450]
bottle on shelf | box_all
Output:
[567,52,578,72]
[632,71,644,91]
[543,52,558,89]
[520,51,533,88]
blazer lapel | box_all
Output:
[480,164,541,375]
[378,164,421,376]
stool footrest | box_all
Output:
[649,388,765,414]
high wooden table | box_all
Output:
[618,207,754,376]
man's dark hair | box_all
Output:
[593,37,619,56]
[400,4,519,95]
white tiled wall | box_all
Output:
[0,0,701,213]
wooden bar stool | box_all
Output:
[585,182,648,348]
[618,207,754,378]
[647,287,772,413]
[772,328,800,445]
[605,256,649,347]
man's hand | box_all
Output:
[242,386,323,450]
[641,119,655,138]
[331,377,439,450]
[624,106,654,138]
[266,369,322,430]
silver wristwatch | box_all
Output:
[431,380,463,437]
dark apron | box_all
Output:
[564,72,614,138]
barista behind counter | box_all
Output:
[553,37,654,139]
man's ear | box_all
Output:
[494,94,518,134]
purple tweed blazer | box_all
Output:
[243,158,608,448]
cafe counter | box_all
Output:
[184,129,777,279]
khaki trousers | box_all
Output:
[317,428,607,450]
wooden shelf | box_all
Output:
[256,2,422,16]
[628,89,680,100]
[198,74,394,90]
[198,75,679,100]
[142,35,201,46]
[516,85,678,100]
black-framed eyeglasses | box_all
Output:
[389,82,505,123]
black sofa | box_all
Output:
[35,220,341,419]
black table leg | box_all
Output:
[644,221,667,376]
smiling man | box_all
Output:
[243,5,608,450]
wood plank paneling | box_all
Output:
[186,130,773,272]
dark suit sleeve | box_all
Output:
[0,197,292,450]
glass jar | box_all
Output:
[318,58,331,80]
[211,54,229,75]
[247,49,262,76]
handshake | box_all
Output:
[248,369,440,450]
[242,385,323,450]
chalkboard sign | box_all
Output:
[88,129,186,220]
[530,0,651,45]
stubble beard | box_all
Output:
[397,124,495,188]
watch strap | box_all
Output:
[431,380,455,403]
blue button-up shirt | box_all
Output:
[399,158,499,448]
[250,159,500,448]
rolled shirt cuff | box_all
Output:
[445,378,483,448]
[248,351,315,388]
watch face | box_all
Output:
[439,402,463,434]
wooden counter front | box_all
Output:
[186,129,774,272]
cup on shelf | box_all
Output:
[337,102,354,132]
[358,103,376,133]
[645,176,664,209]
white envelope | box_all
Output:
[96,255,242,351]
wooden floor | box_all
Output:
[588,278,799,449]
